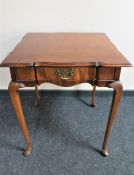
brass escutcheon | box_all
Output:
[55,68,75,80]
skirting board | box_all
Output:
[0,90,134,97]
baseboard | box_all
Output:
[0,90,134,97]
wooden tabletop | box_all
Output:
[0,33,132,67]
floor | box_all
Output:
[0,91,134,175]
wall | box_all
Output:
[0,0,134,90]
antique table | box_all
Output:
[0,33,132,157]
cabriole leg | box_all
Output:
[102,81,123,156]
[8,81,32,156]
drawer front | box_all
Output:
[36,67,96,82]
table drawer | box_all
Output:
[36,67,96,82]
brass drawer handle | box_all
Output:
[55,68,75,80]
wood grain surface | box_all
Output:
[0,33,132,67]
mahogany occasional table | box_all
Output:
[0,33,132,157]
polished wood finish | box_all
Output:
[102,81,123,156]
[8,81,32,156]
[0,33,132,156]
[0,33,131,67]
[36,66,96,86]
